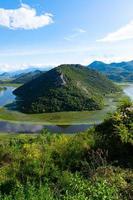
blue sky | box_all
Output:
[0,0,133,71]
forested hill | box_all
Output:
[13,64,120,113]
[88,60,133,82]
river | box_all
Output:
[0,87,16,106]
[0,84,132,134]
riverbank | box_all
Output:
[0,83,132,133]
[0,93,124,133]
[0,93,122,125]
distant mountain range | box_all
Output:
[13,64,120,113]
[0,67,51,84]
[12,70,44,84]
[0,72,13,81]
[0,61,132,84]
[88,61,133,82]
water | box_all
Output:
[0,122,92,134]
[0,85,132,134]
[0,86,16,106]
[0,87,94,133]
[123,84,133,100]
[0,85,132,108]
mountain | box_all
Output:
[0,66,51,80]
[0,72,13,81]
[12,70,43,84]
[88,61,133,82]
[0,67,50,84]
[10,67,44,77]
[0,72,10,77]
[13,64,120,113]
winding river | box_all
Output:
[0,84,132,134]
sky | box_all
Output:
[0,0,133,71]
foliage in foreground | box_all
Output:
[0,100,133,199]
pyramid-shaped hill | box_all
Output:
[13,64,120,113]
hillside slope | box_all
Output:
[88,61,133,82]
[13,64,120,113]
[12,70,43,84]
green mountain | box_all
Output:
[88,61,133,82]
[12,70,43,84]
[13,64,120,113]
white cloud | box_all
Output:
[64,28,86,41]
[75,28,86,33]
[0,63,54,72]
[0,3,53,30]
[98,20,133,42]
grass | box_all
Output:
[0,133,37,140]
[0,83,129,125]
[0,83,21,87]
[0,94,123,125]
[0,102,133,200]
[0,87,6,91]
[116,82,133,88]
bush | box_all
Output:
[0,101,133,199]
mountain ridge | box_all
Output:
[88,60,133,82]
[13,64,120,113]
[12,70,43,84]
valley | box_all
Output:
[1,1,133,199]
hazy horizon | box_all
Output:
[1,59,133,73]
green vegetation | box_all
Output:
[89,61,133,82]
[0,93,122,124]
[0,87,6,92]
[0,100,133,199]
[14,64,120,113]
[12,70,43,84]
[0,83,21,87]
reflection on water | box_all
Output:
[46,124,93,133]
[0,85,132,134]
[0,87,94,133]
[0,121,93,134]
